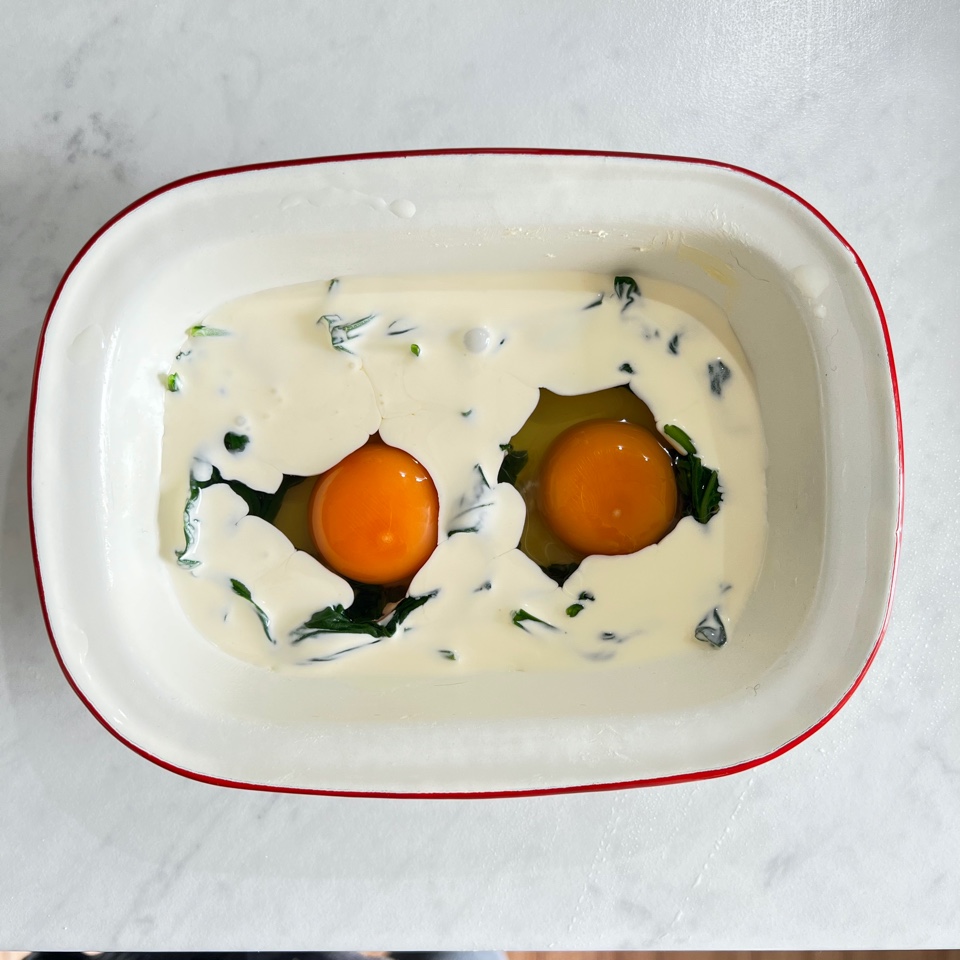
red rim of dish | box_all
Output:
[27,148,904,799]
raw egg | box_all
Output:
[309,442,439,584]
[505,386,663,567]
[538,419,677,555]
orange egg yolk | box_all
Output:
[538,419,677,556]
[309,443,439,585]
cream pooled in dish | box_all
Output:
[158,272,767,674]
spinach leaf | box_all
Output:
[229,578,436,650]
[663,423,697,456]
[174,471,209,568]
[291,591,437,643]
[613,275,640,311]
[708,359,732,396]
[540,562,579,586]
[386,318,416,336]
[447,522,482,535]
[318,313,375,352]
[511,609,558,632]
[497,443,528,487]
[343,579,389,622]
[663,425,722,524]
[186,324,229,337]
[565,590,595,617]
[695,607,727,648]
[230,578,275,644]
[223,431,249,453]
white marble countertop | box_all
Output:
[1,0,957,949]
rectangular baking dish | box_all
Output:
[29,150,902,795]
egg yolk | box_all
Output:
[309,443,439,585]
[538,419,677,556]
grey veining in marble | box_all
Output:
[1,0,959,949]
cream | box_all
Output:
[158,272,767,674]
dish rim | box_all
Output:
[27,147,904,798]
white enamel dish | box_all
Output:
[29,150,902,796]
